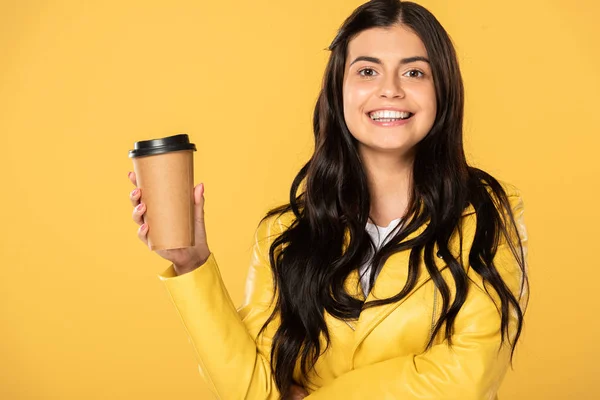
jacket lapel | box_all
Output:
[343,203,477,356]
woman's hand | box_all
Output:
[287,383,309,400]
[128,171,211,275]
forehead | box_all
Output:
[346,25,428,64]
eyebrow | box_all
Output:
[349,55,430,67]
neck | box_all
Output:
[360,148,414,228]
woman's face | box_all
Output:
[342,24,437,159]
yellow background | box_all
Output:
[1,0,597,398]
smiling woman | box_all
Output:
[148,0,530,399]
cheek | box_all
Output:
[416,85,437,119]
[343,82,372,117]
[428,87,437,116]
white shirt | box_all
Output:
[359,217,403,297]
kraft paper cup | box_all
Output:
[128,134,197,251]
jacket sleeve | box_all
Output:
[157,214,284,400]
[306,193,529,400]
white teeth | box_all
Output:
[369,110,412,120]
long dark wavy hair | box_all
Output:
[256,0,529,397]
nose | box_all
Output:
[379,74,405,98]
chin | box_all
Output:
[360,141,413,155]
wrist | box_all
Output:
[173,264,196,276]
[173,252,211,276]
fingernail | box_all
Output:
[140,223,146,230]
[131,188,139,196]
[200,183,204,195]
[128,172,132,178]
[136,203,144,211]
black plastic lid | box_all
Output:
[128,134,196,158]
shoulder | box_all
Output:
[492,179,525,221]
[254,208,296,247]
[497,179,524,208]
[464,180,529,305]
[460,179,527,249]
[498,180,521,200]
[463,179,523,216]
[493,179,525,220]
[466,178,528,255]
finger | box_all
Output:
[289,384,309,399]
[128,171,138,187]
[291,391,307,400]
[137,223,148,245]
[132,202,145,225]
[129,187,141,207]
[296,387,309,397]
[194,182,204,206]
[193,183,205,226]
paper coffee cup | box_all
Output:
[128,134,197,251]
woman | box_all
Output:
[128,0,529,399]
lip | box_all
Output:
[367,106,412,113]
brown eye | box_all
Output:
[404,69,424,78]
[358,68,377,77]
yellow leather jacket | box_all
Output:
[158,181,529,399]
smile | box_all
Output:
[368,110,413,121]
[366,111,414,127]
